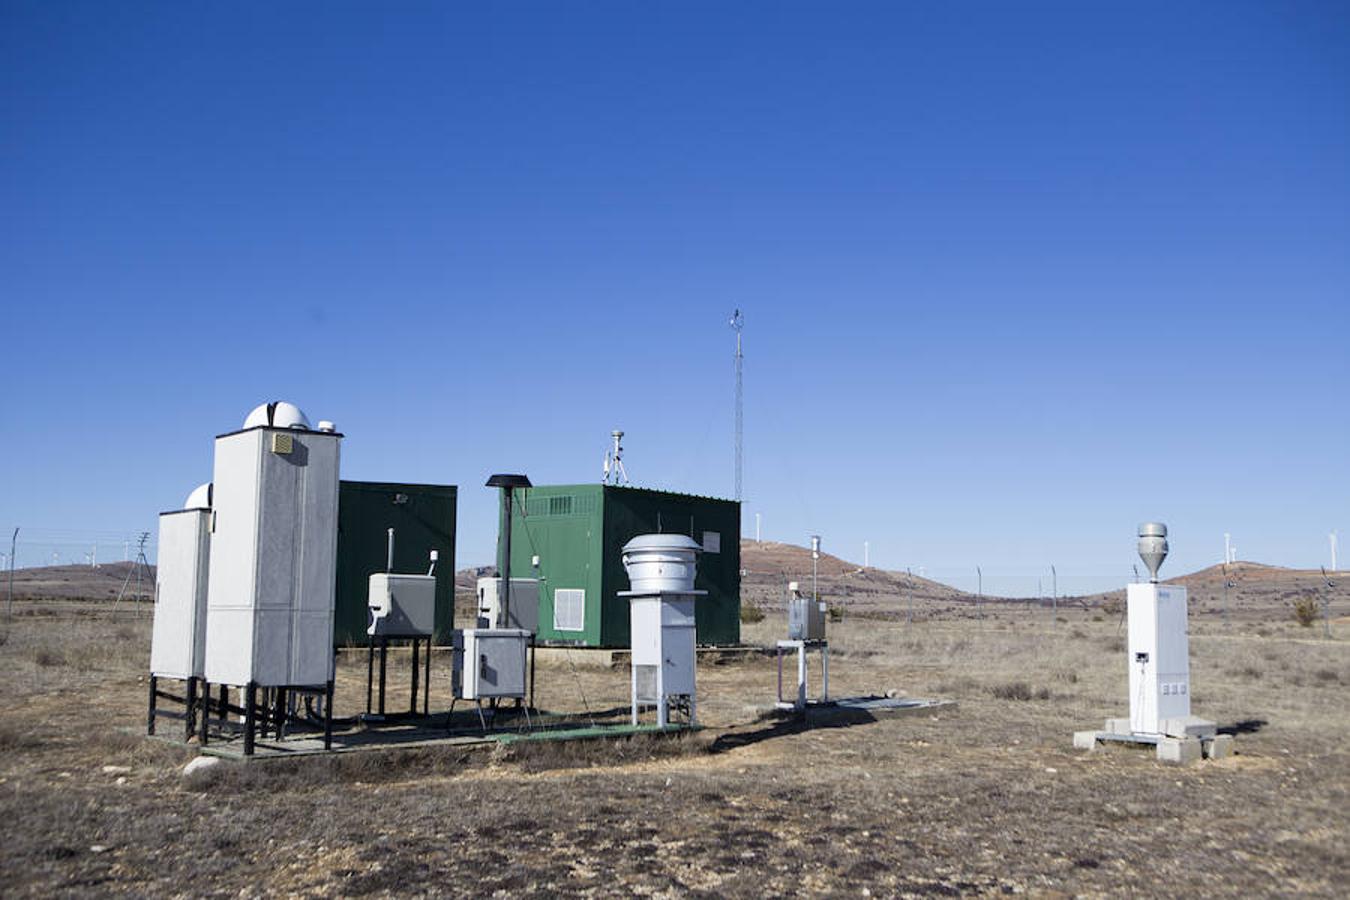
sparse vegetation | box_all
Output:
[739,604,765,624]
[34,649,65,668]
[2,593,1348,897]
[989,681,1050,701]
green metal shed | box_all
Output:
[503,484,740,647]
[334,480,457,646]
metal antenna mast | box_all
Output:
[602,429,629,485]
[730,309,743,502]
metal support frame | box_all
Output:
[146,674,204,741]
[192,679,334,756]
[363,636,435,721]
[775,639,830,711]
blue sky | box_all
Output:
[2,2,1346,594]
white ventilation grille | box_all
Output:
[553,589,585,632]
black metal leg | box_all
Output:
[199,681,211,745]
[243,682,257,756]
[147,675,158,735]
[274,687,286,741]
[378,640,388,716]
[410,639,420,715]
[323,680,334,751]
[529,635,536,712]
[366,640,375,715]
[185,676,199,741]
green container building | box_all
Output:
[334,480,457,646]
[504,484,741,647]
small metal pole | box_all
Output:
[501,488,515,627]
[528,634,536,713]
[147,675,158,735]
[821,644,829,701]
[796,643,807,710]
[424,637,432,716]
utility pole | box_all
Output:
[730,309,744,503]
[755,512,761,543]
[1321,567,1335,639]
[1332,532,1339,573]
[1051,565,1058,625]
[906,567,914,627]
[976,566,983,619]
[6,527,17,622]
[810,535,821,601]
[1221,562,1232,626]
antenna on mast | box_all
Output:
[730,309,743,502]
[602,430,629,485]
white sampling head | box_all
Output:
[243,401,311,430]
[1137,522,1169,582]
[183,482,213,510]
[621,534,703,592]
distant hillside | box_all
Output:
[7,548,1344,623]
[1,561,154,602]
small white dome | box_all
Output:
[184,482,213,509]
[243,401,311,430]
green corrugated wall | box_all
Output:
[334,481,457,645]
[507,484,740,647]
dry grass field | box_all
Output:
[1,593,1347,897]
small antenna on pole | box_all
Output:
[602,430,629,485]
[730,309,743,502]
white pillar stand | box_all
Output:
[776,639,830,711]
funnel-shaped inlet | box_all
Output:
[1137,522,1168,582]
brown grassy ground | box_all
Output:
[0,600,1346,897]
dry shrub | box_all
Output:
[34,649,66,668]
[739,604,765,624]
[0,722,42,750]
[1291,597,1319,628]
[1098,636,1125,654]
[990,682,1050,701]
[1313,668,1340,684]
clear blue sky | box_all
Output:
[2,2,1346,594]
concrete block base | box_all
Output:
[1204,733,1234,760]
[1073,731,1102,751]
[1075,726,1233,766]
[1156,736,1202,765]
